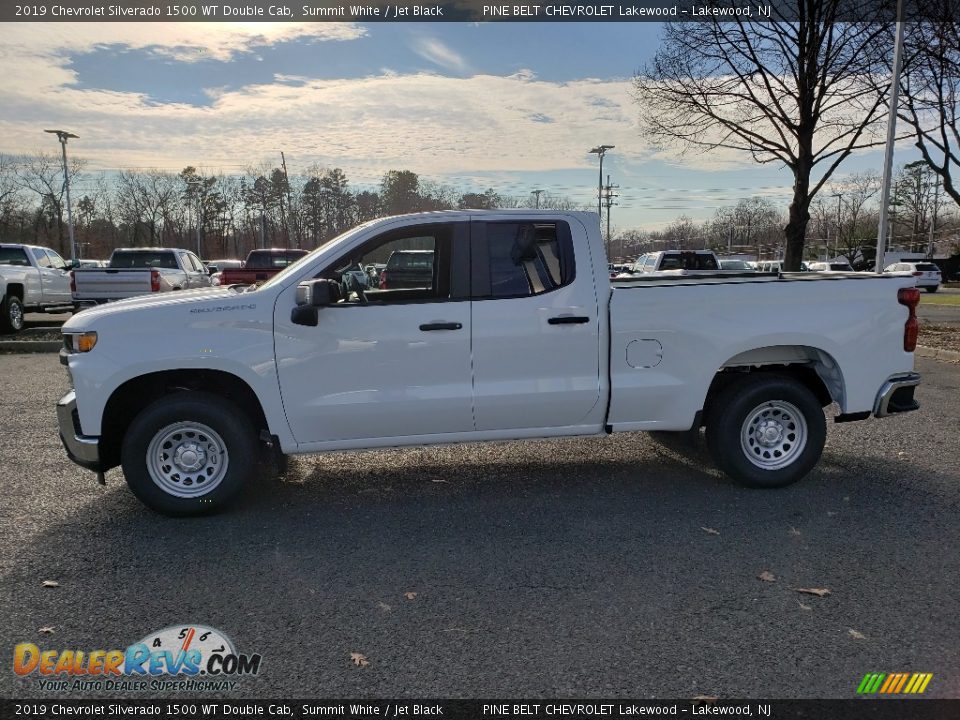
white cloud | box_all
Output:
[410,37,470,73]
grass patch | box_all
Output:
[922,293,960,306]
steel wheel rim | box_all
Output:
[740,400,807,470]
[146,421,229,498]
[9,300,23,330]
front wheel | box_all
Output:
[705,374,826,489]
[121,392,258,515]
[1,294,25,333]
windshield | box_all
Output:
[257,222,376,291]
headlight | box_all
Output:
[64,331,98,353]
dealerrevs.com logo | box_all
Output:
[13,624,262,692]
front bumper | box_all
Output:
[874,372,921,418]
[57,390,102,472]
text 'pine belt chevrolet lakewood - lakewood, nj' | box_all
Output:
[57,211,922,515]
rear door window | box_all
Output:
[472,221,574,299]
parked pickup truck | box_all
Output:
[218,248,309,286]
[57,211,922,515]
[620,249,744,276]
[0,243,73,333]
[71,248,210,306]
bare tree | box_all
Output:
[898,0,960,207]
[634,2,891,269]
[15,151,86,255]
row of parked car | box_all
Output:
[0,243,310,333]
[608,250,942,292]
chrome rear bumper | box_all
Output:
[874,372,921,418]
[57,390,102,471]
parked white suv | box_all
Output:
[808,261,855,272]
[884,261,942,293]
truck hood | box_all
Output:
[63,286,255,330]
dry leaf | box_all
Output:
[430,478,449,484]
[377,602,392,612]
[848,629,866,640]
[827,511,837,516]
[789,527,801,536]
[757,570,776,583]
[795,587,831,597]
[798,601,812,611]
[700,527,720,535]
[39,626,55,634]
[691,696,719,703]
[350,652,369,667]
[404,592,417,600]
[41,580,59,588]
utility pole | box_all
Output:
[44,129,79,263]
[588,145,614,221]
[531,189,544,209]
[602,174,619,256]
[832,192,844,261]
[186,179,203,257]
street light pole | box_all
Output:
[44,129,79,263]
[875,0,906,273]
[589,145,614,252]
[832,192,844,260]
[531,189,544,209]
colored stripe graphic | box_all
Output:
[857,672,932,694]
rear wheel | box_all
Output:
[926,286,938,293]
[1,294,24,333]
[121,392,257,515]
[705,374,826,488]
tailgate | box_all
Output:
[72,269,154,300]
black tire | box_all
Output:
[121,391,258,516]
[926,286,938,293]
[1,294,25,333]
[705,374,826,489]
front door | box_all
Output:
[275,222,475,445]
[34,248,71,305]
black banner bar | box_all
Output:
[1,0,952,24]
[3,699,960,720]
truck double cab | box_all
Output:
[0,243,73,333]
[57,211,922,515]
[71,248,210,306]
[218,248,309,286]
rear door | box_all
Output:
[469,219,603,431]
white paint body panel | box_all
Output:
[60,211,917,459]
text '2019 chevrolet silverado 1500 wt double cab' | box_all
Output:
[57,211,922,515]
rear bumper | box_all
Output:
[874,372,921,418]
[57,390,103,472]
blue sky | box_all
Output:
[0,21,909,230]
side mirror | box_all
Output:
[295,278,341,307]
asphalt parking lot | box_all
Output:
[0,353,958,700]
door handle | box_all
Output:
[419,322,462,331]
[548,315,590,325]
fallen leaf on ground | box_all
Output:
[430,478,449,484]
[795,587,831,597]
[404,592,417,600]
[848,629,866,639]
[827,511,837,516]
[789,527,801,536]
[798,601,812,611]
[691,696,719,703]
[377,602,391,612]
[41,580,59,588]
[39,627,55,634]
[700,527,720,535]
[350,652,369,667]
[757,570,776,582]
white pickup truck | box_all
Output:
[57,211,922,515]
[0,243,73,333]
[71,247,210,307]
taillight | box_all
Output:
[898,287,920,352]
[69,270,76,293]
[912,271,923,276]
[150,269,160,292]
[379,271,387,289]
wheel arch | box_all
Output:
[701,345,844,425]
[99,369,270,471]
[5,282,24,300]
